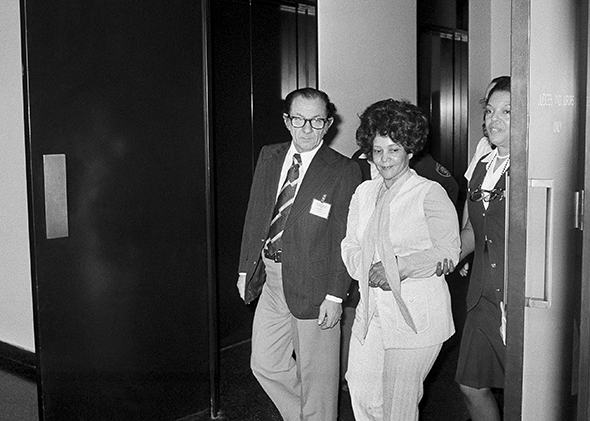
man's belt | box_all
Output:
[263,248,282,263]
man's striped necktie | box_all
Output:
[266,153,301,255]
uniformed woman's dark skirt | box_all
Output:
[455,270,506,389]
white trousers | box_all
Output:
[346,315,442,421]
[250,257,340,421]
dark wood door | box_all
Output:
[22,1,212,419]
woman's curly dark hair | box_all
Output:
[356,99,429,160]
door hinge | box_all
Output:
[575,190,584,230]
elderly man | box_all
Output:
[237,87,361,420]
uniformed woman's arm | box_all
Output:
[396,183,460,280]
[459,200,475,261]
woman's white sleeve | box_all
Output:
[397,184,461,279]
[341,189,365,281]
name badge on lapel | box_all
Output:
[310,194,331,219]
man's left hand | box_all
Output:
[317,299,342,330]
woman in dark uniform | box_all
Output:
[455,76,511,421]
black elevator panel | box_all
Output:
[210,0,317,347]
[22,1,211,419]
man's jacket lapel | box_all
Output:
[286,144,336,229]
[263,143,290,211]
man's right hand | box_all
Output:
[237,274,246,301]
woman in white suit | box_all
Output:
[341,99,460,421]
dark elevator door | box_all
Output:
[418,28,469,196]
[22,1,211,419]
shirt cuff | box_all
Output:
[325,294,343,303]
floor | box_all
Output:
[202,335,470,421]
[191,271,473,421]
[0,368,38,421]
[0,336,470,421]
[0,334,469,421]
[0,274,472,421]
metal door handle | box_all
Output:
[574,190,584,230]
[525,179,554,309]
[43,154,69,239]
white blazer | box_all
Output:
[341,170,460,349]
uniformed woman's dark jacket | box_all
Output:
[466,158,507,311]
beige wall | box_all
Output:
[319,0,511,162]
[468,0,511,156]
[318,0,417,157]
[0,1,35,352]
[490,1,512,80]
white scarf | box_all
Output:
[359,170,418,334]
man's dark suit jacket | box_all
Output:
[239,142,361,319]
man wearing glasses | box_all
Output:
[237,87,361,420]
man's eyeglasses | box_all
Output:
[286,115,329,130]
[470,186,505,203]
